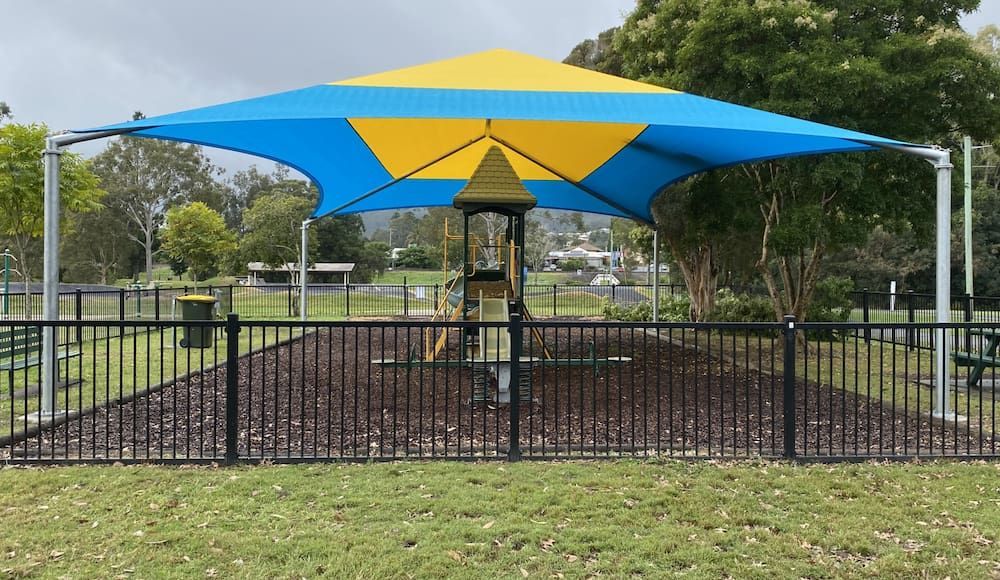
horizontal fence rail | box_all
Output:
[0,282,695,322]
[2,317,998,463]
[9,284,1000,332]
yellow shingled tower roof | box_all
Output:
[453,146,537,210]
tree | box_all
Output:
[224,164,291,231]
[387,210,420,247]
[62,196,139,284]
[412,207,464,269]
[395,245,436,269]
[313,213,387,282]
[525,215,559,282]
[0,123,103,314]
[239,192,315,293]
[161,202,236,286]
[92,114,226,284]
[564,27,622,75]
[0,102,10,122]
[614,0,1000,321]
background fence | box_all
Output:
[3,316,998,463]
[0,282,693,322]
[8,283,1000,349]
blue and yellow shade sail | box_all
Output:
[79,49,913,223]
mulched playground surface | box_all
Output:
[13,327,974,460]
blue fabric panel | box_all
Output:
[331,179,631,219]
[83,85,907,148]
[129,118,392,218]
[582,125,875,220]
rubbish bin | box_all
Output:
[176,294,217,348]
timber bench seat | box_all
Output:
[0,327,81,394]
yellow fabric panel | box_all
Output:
[350,118,647,182]
[332,49,676,94]
[491,120,646,182]
[348,118,483,176]
[415,140,557,180]
[349,118,557,180]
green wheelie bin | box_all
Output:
[176,294,217,348]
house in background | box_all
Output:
[545,243,610,270]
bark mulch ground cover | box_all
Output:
[9,326,974,460]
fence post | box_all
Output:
[345,283,351,317]
[403,276,409,318]
[508,312,522,461]
[861,288,870,343]
[965,293,974,352]
[155,287,161,321]
[225,313,240,463]
[782,314,797,459]
[75,288,82,344]
[119,288,126,321]
[287,285,293,318]
[552,284,557,317]
[906,290,915,350]
[433,284,440,314]
[228,286,235,317]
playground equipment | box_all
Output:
[376,146,629,404]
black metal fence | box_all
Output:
[0,282,686,322]
[3,316,998,463]
[850,289,1000,349]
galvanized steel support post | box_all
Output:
[300,220,310,322]
[782,315,797,458]
[652,229,660,323]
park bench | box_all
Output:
[0,327,81,396]
[951,328,1000,389]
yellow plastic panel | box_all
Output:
[333,49,676,94]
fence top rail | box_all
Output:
[854,289,1000,301]
[796,321,1000,330]
[4,318,999,331]
[0,320,225,329]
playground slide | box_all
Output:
[478,298,510,361]
[446,274,464,308]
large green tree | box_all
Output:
[240,192,315,285]
[224,164,293,231]
[0,123,103,314]
[161,202,236,286]
[313,212,387,282]
[62,196,139,284]
[92,114,226,284]
[613,0,1000,321]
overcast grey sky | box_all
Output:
[1,0,997,174]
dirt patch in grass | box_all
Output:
[10,327,974,460]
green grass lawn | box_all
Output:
[0,460,998,578]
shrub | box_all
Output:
[707,289,774,323]
[806,276,853,323]
[603,294,690,322]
